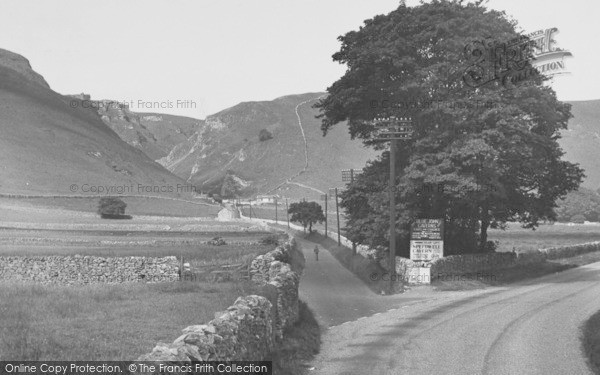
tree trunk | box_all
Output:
[479,218,489,252]
[309,222,312,233]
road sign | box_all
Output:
[342,169,364,182]
[373,117,414,141]
[410,219,444,261]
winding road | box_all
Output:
[296,236,600,374]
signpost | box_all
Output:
[373,117,414,293]
[321,193,328,237]
[410,219,444,261]
[328,188,341,246]
[342,169,363,183]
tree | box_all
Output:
[97,197,129,219]
[570,214,586,224]
[258,129,273,141]
[221,173,241,199]
[555,188,600,222]
[315,0,583,255]
[288,201,326,233]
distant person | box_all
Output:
[314,245,319,261]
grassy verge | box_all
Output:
[583,310,600,374]
[303,232,389,294]
[271,301,321,375]
[432,250,600,291]
[0,280,263,360]
[431,261,575,291]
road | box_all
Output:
[297,236,600,374]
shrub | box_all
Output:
[571,214,586,224]
[97,197,131,219]
[260,234,280,247]
[258,129,273,141]
[208,236,226,246]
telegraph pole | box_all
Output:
[335,188,341,246]
[342,168,364,255]
[373,117,413,294]
[286,198,290,228]
[321,193,328,238]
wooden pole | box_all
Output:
[350,169,356,255]
[389,139,397,294]
[286,198,290,228]
[324,195,328,238]
[335,188,340,246]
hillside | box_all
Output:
[157,93,379,200]
[76,95,202,161]
[561,100,600,190]
[0,48,200,199]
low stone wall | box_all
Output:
[138,295,274,361]
[0,255,179,284]
[540,241,600,259]
[429,252,517,276]
[138,238,304,363]
[250,240,300,340]
[394,241,600,283]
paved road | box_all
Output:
[295,235,444,328]
[307,260,600,375]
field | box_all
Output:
[0,196,221,218]
[242,204,600,253]
[0,280,268,360]
[0,197,284,360]
[488,223,600,252]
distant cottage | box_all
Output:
[255,195,280,204]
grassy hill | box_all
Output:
[84,97,202,161]
[561,100,600,191]
[0,48,203,200]
[157,93,379,200]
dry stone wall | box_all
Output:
[429,241,600,277]
[137,238,304,364]
[0,255,179,284]
[391,241,600,283]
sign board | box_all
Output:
[341,169,364,182]
[410,219,444,261]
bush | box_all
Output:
[208,236,226,246]
[571,214,586,224]
[258,129,273,141]
[97,197,131,219]
[260,234,280,247]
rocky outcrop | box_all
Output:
[0,48,50,88]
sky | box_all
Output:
[0,0,596,119]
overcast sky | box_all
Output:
[0,0,596,119]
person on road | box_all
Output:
[314,245,319,261]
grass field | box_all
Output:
[0,280,267,360]
[488,223,600,252]
[0,196,287,360]
[0,196,221,218]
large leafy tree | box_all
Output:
[316,0,584,255]
[288,201,326,233]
